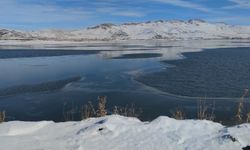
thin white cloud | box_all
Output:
[206,16,250,25]
[151,0,211,12]
[0,0,90,24]
[1,0,249,29]
[224,0,250,9]
[97,7,145,17]
[112,11,144,17]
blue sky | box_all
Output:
[0,0,249,30]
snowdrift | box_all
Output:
[0,115,249,150]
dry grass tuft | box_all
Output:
[97,96,107,117]
[235,88,248,123]
[197,98,215,121]
[247,112,250,123]
[113,106,119,115]
[81,97,142,120]
[112,104,142,118]
[63,102,79,121]
[82,96,108,119]
[0,111,5,123]
[171,108,185,120]
[82,101,97,119]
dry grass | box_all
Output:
[62,97,105,121]
[235,88,248,123]
[171,108,185,120]
[81,97,142,120]
[63,92,249,124]
[170,98,215,121]
[63,102,79,121]
[247,112,250,123]
[97,96,107,117]
[82,101,97,119]
[197,98,215,121]
[112,104,142,118]
[170,89,250,124]
[0,111,5,123]
[82,97,108,119]
[113,106,119,115]
[63,97,108,121]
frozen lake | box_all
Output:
[0,40,250,124]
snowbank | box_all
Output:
[0,115,249,150]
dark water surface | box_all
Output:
[0,43,250,125]
[137,47,250,98]
[0,49,99,59]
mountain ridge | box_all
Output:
[1,19,250,41]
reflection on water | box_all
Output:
[0,76,81,96]
[112,53,163,59]
[0,49,99,59]
[0,40,250,125]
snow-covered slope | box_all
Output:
[0,29,32,40]
[1,20,250,41]
[0,115,249,150]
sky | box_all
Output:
[0,0,250,30]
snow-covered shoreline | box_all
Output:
[0,115,249,150]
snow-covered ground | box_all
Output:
[0,115,249,150]
[1,20,250,150]
[1,19,250,41]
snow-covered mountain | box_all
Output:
[1,19,250,41]
[0,29,32,40]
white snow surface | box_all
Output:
[0,115,249,150]
[1,20,250,41]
